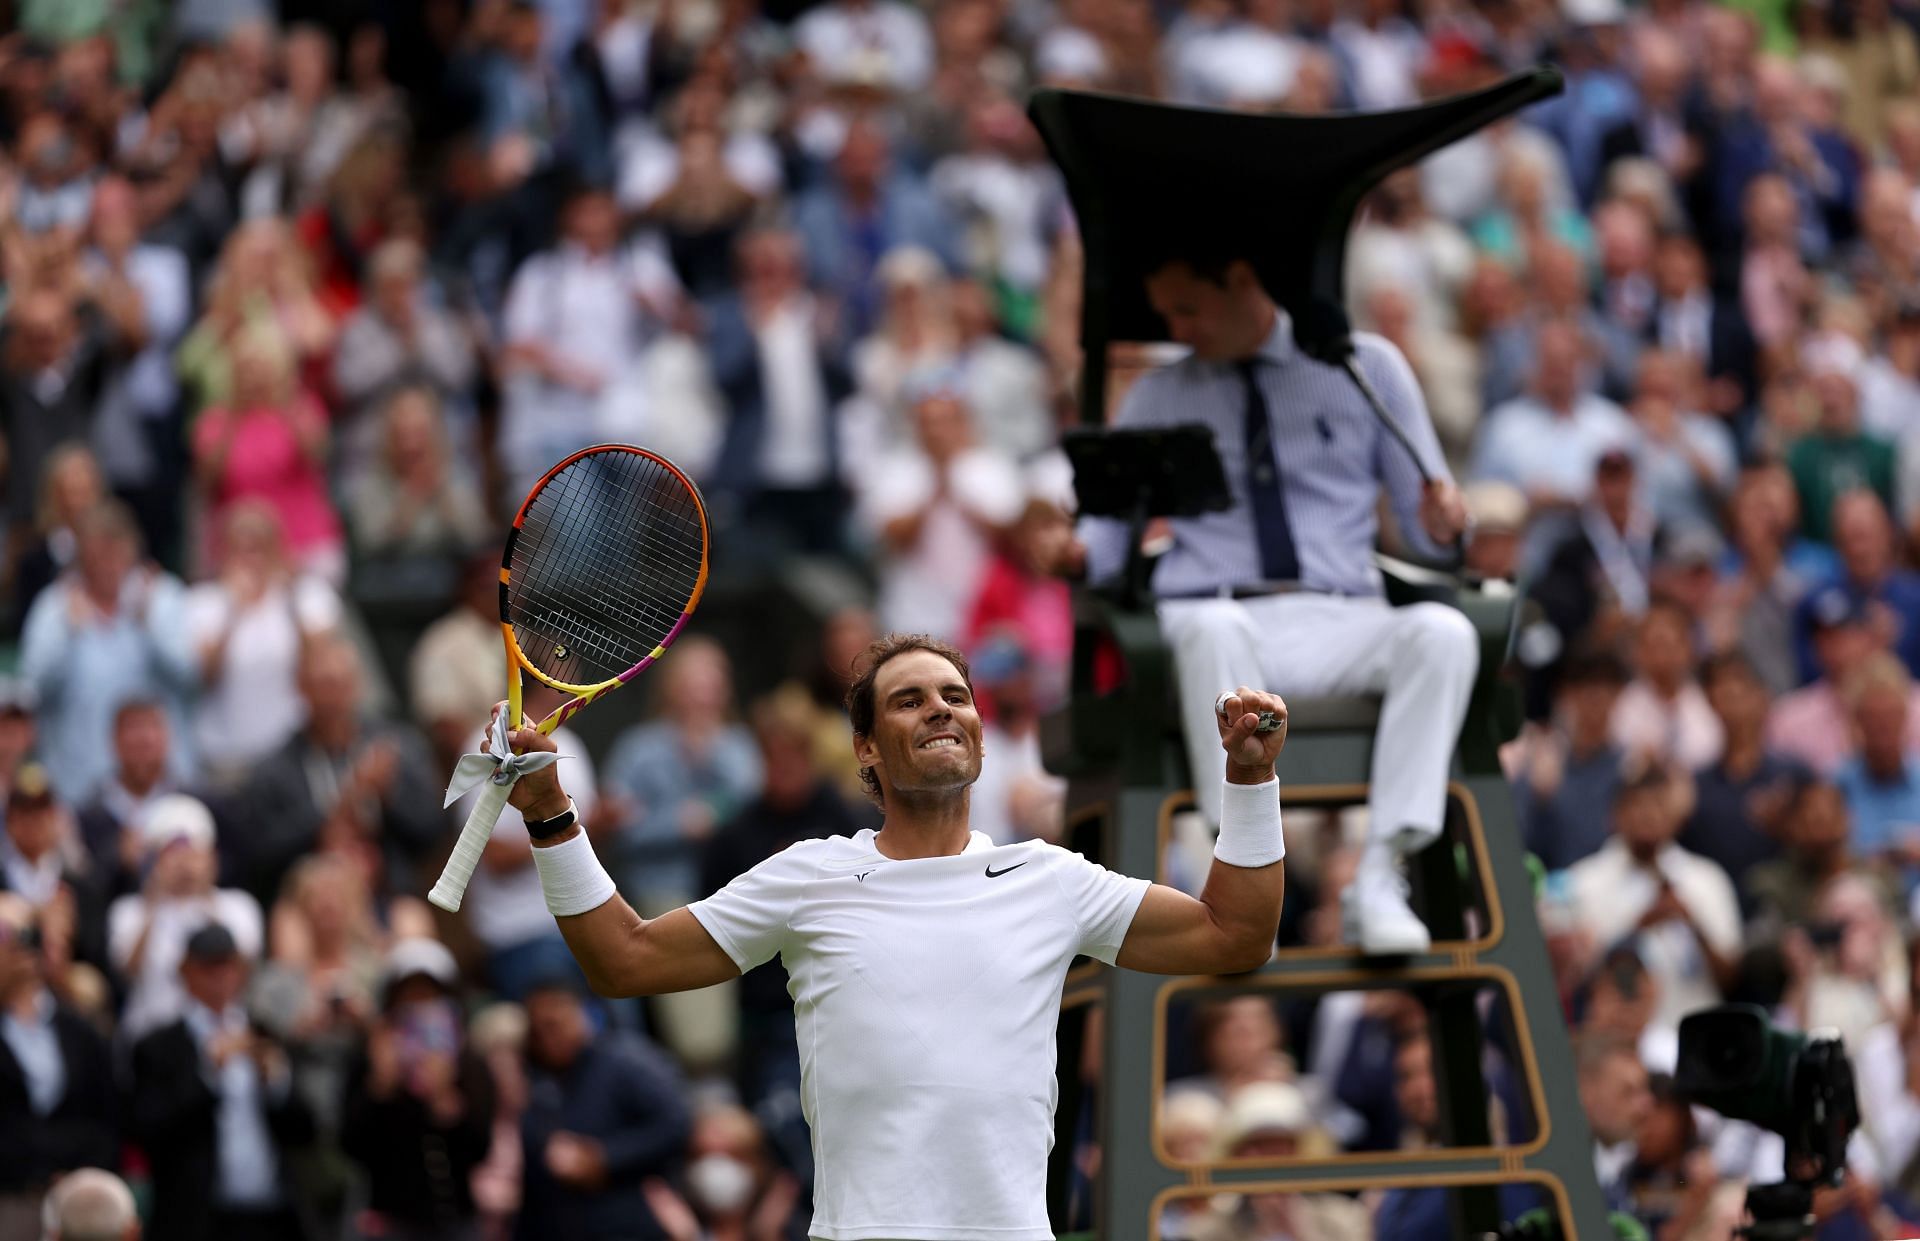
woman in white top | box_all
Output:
[848,247,959,434]
[185,500,343,789]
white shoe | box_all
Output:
[1341,862,1432,956]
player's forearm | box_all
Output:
[529,819,738,997]
[547,880,654,996]
[1204,772,1286,971]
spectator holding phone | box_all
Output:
[1565,764,1742,1035]
[340,937,494,1241]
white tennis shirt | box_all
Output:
[687,826,1152,1241]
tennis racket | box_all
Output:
[427,444,710,913]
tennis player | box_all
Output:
[501,633,1287,1241]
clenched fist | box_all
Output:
[1214,686,1288,783]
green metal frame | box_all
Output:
[1043,572,1611,1238]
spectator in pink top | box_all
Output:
[191,327,345,584]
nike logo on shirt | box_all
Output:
[984,861,1029,878]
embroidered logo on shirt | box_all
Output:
[854,870,875,882]
[984,861,1029,878]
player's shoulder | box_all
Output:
[752,831,875,876]
[988,836,1095,874]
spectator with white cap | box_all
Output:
[107,793,263,1041]
[1181,1081,1360,1241]
[43,1167,140,1241]
[1462,481,1528,582]
[339,936,495,1241]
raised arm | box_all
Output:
[1116,688,1287,975]
[502,720,741,998]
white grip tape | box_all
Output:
[1214,777,1285,868]
[530,820,617,917]
[429,779,513,912]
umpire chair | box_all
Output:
[1030,73,1615,1240]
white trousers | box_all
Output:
[1158,594,1479,845]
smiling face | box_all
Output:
[853,649,984,805]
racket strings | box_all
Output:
[516,469,699,680]
[509,449,706,686]
[523,457,701,635]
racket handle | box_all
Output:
[429,778,515,913]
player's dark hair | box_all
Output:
[845,634,974,808]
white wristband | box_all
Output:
[1214,777,1284,868]
[531,821,617,917]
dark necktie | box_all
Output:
[1237,359,1300,581]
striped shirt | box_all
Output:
[1079,310,1453,599]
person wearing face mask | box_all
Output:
[516,975,690,1241]
[339,937,495,1241]
[643,1102,802,1241]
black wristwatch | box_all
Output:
[524,799,580,841]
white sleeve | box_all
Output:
[686,843,818,972]
[219,891,265,959]
[949,450,1028,526]
[1049,849,1152,965]
[107,896,143,971]
[502,257,551,345]
[617,141,677,211]
[291,577,344,632]
[182,586,229,648]
[626,235,684,306]
[1691,865,1743,958]
[856,452,933,531]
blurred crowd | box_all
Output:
[6,0,1920,1236]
